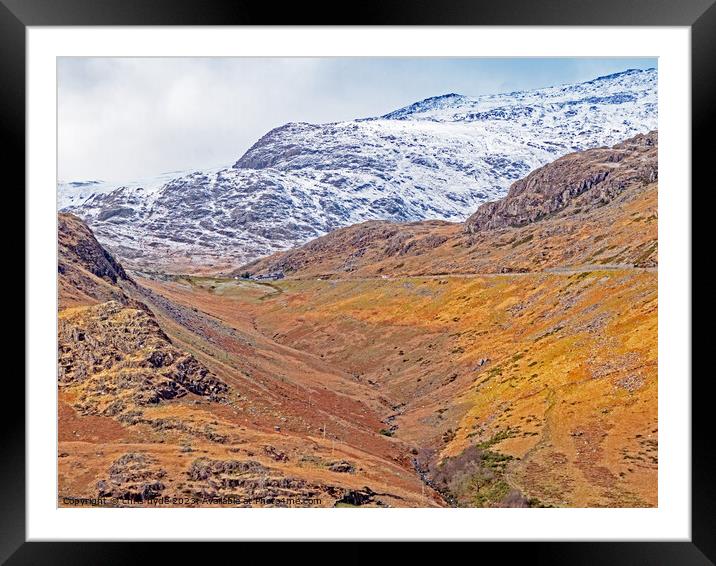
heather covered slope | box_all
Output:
[57,127,658,508]
[221,132,658,507]
[240,131,658,279]
[235,269,657,507]
[58,215,441,507]
[124,261,657,507]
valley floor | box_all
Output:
[58,266,657,508]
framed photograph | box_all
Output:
[10,0,709,561]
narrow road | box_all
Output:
[284,264,657,283]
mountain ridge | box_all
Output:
[465,130,657,232]
[240,130,658,279]
[60,68,657,274]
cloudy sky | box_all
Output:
[58,57,657,182]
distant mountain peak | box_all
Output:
[378,92,468,120]
[60,68,658,273]
[587,67,655,83]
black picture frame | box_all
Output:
[6,0,710,562]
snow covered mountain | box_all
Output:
[59,67,657,274]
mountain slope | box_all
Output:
[210,131,658,507]
[58,213,229,428]
[60,68,657,273]
[58,214,442,508]
[465,131,657,232]
[240,131,658,279]
[224,268,657,507]
[58,212,138,308]
[57,129,658,507]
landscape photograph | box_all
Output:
[57,57,658,508]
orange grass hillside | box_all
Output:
[152,266,656,507]
[58,214,442,508]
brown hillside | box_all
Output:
[241,131,657,279]
[58,214,440,508]
[465,131,657,232]
[58,131,658,508]
[58,212,136,308]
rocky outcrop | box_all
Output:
[58,301,228,414]
[334,487,380,507]
[328,461,355,474]
[58,212,137,308]
[465,131,657,233]
[97,453,167,502]
[59,212,130,283]
[184,457,350,506]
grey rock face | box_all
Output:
[465,131,658,233]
